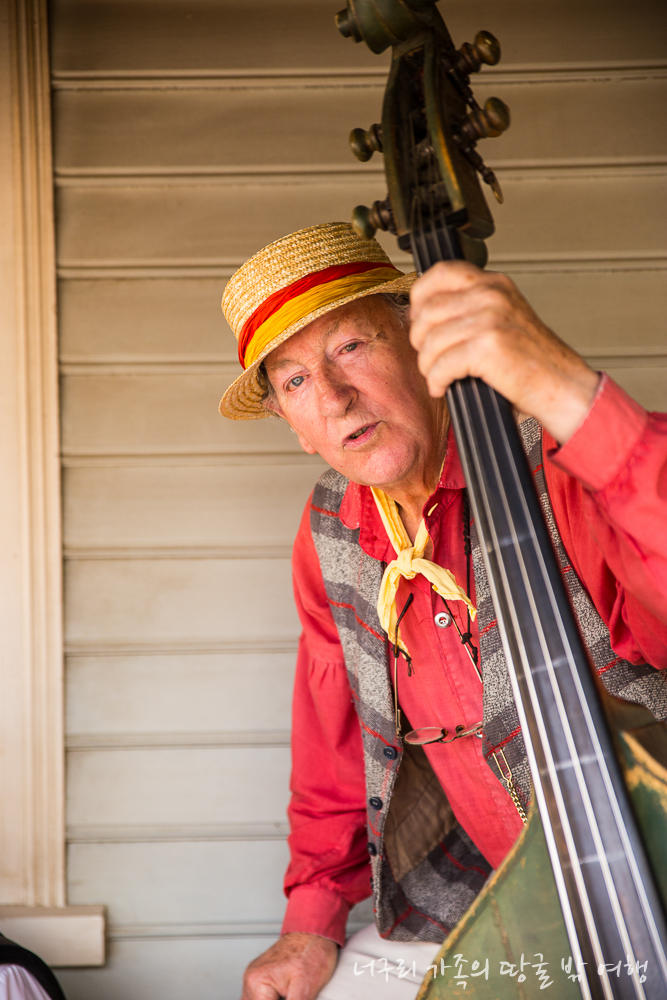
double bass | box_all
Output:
[334,2,667,996]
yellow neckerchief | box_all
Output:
[370,487,476,656]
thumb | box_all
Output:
[241,971,287,1000]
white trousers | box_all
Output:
[318,924,440,1000]
[0,967,52,1000]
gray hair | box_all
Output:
[257,291,411,411]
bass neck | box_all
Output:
[411,227,667,999]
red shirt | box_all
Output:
[281,377,667,946]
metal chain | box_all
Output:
[492,748,528,826]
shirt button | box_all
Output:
[369,796,383,810]
[434,611,452,629]
[367,842,377,856]
[383,746,398,760]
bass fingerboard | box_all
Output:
[411,226,667,1000]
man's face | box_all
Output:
[263,296,447,491]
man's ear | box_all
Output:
[295,432,318,456]
[264,397,284,419]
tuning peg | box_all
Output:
[349,124,383,162]
[455,30,501,76]
[459,97,510,143]
[335,6,362,43]
[352,198,394,240]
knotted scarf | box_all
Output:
[370,487,476,654]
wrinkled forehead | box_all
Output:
[263,296,390,373]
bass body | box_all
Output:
[417,722,667,999]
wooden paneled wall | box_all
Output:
[49,1,666,996]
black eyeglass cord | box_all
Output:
[392,591,415,735]
[439,490,480,678]
[393,592,414,676]
[460,491,479,668]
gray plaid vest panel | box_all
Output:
[308,421,666,942]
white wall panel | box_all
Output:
[54,87,376,169]
[602,364,667,412]
[56,175,667,266]
[63,463,326,548]
[56,936,280,1000]
[67,840,290,925]
[58,278,235,360]
[49,0,667,73]
[57,272,667,364]
[64,558,297,642]
[66,653,295,735]
[489,176,666,256]
[50,0,388,73]
[507,269,667,354]
[67,747,291,826]
[473,78,667,163]
[55,179,402,264]
[53,78,667,170]
[60,372,299,455]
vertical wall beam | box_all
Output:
[0,0,65,909]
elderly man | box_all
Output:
[219,223,667,1000]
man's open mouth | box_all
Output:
[345,423,377,446]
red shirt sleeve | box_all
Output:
[544,375,667,668]
[281,494,372,946]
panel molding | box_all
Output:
[59,347,667,376]
[55,165,380,186]
[67,820,290,843]
[60,355,237,366]
[106,917,372,941]
[58,263,241,279]
[60,360,239,376]
[107,921,284,941]
[61,446,311,460]
[50,60,667,91]
[57,250,667,280]
[63,544,294,560]
[61,452,323,468]
[65,638,299,657]
[66,731,291,751]
[53,157,667,188]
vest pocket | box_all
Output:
[383,740,456,881]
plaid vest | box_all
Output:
[309,419,667,943]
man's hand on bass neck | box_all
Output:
[409,260,601,446]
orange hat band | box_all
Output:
[238,261,402,369]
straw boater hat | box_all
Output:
[219,222,416,420]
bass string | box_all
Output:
[411,110,623,990]
[402,41,662,1000]
[450,381,601,998]
[471,381,652,997]
[430,108,648,984]
[427,166,647,990]
[406,62,653,989]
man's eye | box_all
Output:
[288,375,305,390]
[342,341,359,353]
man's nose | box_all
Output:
[314,365,356,417]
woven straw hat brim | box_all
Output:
[219,270,416,420]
